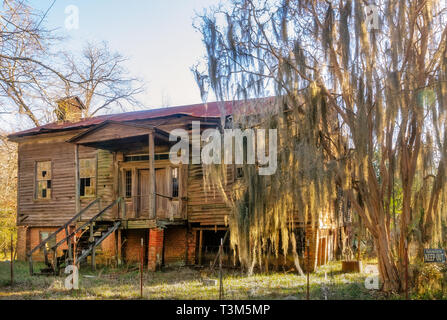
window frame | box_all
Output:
[39,231,56,251]
[235,165,244,179]
[124,169,132,199]
[171,167,179,199]
[34,160,53,201]
[79,157,97,199]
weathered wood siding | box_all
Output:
[97,149,115,206]
[17,132,77,226]
[78,148,116,221]
[187,164,234,226]
[17,131,116,226]
[15,114,232,227]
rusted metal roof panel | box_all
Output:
[9,101,234,139]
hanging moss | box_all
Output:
[199,91,346,274]
[194,0,447,291]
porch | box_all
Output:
[68,120,187,227]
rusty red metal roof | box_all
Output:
[8,101,235,139]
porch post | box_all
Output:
[148,132,156,219]
[198,229,203,265]
[132,168,138,218]
[117,229,122,266]
[113,152,119,218]
[74,144,80,215]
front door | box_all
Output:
[138,170,150,217]
[137,167,177,219]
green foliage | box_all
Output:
[414,263,447,300]
[0,209,16,260]
[0,137,17,260]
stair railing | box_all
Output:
[50,197,122,254]
[75,221,121,266]
[27,198,100,275]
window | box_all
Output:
[124,153,170,162]
[172,167,179,198]
[236,166,244,179]
[80,158,96,197]
[40,231,56,250]
[125,170,132,198]
[36,161,52,199]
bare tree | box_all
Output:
[62,41,144,117]
[0,0,61,127]
[0,1,144,127]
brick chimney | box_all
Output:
[55,96,86,122]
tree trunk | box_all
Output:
[376,224,401,292]
[291,232,305,276]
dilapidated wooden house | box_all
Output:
[8,97,351,275]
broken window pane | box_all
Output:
[36,161,52,199]
[80,158,96,197]
[172,167,179,198]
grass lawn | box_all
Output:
[0,260,412,300]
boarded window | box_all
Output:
[125,170,132,198]
[36,161,52,199]
[172,167,179,198]
[80,158,96,197]
[40,231,56,250]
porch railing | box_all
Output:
[122,193,183,220]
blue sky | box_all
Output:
[30,0,220,109]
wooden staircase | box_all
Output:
[74,220,121,267]
[27,198,122,276]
